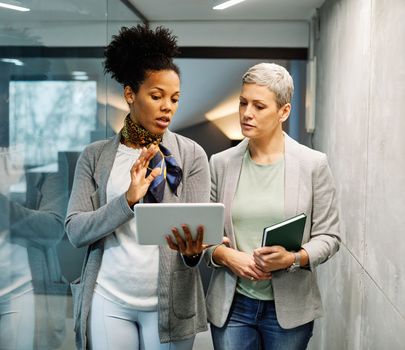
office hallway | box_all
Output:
[1,0,404,349]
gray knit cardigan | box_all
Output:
[65,130,210,349]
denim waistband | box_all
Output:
[235,291,275,304]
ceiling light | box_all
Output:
[209,113,244,140]
[0,1,30,12]
[205,93,244,140]
[74,75,89,81]
[1,58,24,66]
[71,71,89,80]
[213,0,246,10]
[72,71,87,76]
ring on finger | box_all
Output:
[250,276,254,281]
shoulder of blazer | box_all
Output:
[284,133,327,165]
[210,139,248,165]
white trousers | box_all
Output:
[88,292,195,350]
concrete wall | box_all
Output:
[308,0,405,349]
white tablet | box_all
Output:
[134,203,225,245]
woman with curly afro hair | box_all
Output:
[65,25,210,350]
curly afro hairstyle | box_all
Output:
[104,25,180,92]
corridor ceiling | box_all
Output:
[0,0,325,133]
[0,0,325,23]
[125,0,325,21]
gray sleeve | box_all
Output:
[205,154,224,269]
[179,142,210,268]
[184,143,210,203]
[301,154,341,269]
[65,147,134,248]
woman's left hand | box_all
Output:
[166,224,208,257]
[253,246,294,272]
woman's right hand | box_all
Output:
[213,245,271,281]
[126,145,161,207]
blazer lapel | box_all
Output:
[284,134,300,219]
[222,139,248,246]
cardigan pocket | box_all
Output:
[171,269,197,319]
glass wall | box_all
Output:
[0,2,306,348]
[0,1,121,348]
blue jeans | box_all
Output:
[211,293,314,350]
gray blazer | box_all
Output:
[205,134,340,329]
[65,130,210,349]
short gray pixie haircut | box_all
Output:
[242,63,294,108]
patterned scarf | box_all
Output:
[121,114,182,202]
[121,114,162,147]
[144,145,183,202]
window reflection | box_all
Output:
[0,146,69,349]
[9,80,97,166]
[0,1,111,348]
[0,56,87,349]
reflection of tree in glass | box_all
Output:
[10,81,96,166]
[0,26,43,46]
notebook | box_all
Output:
[261,213,307,251]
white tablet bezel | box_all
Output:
[134,203,225,245]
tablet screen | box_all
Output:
[134,203,225,245]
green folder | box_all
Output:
[261,213,307,251]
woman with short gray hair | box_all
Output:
[242,63,294,108]
[205,62,340,350]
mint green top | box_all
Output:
[232,150,285,300]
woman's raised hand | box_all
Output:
[126,145,161,207]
